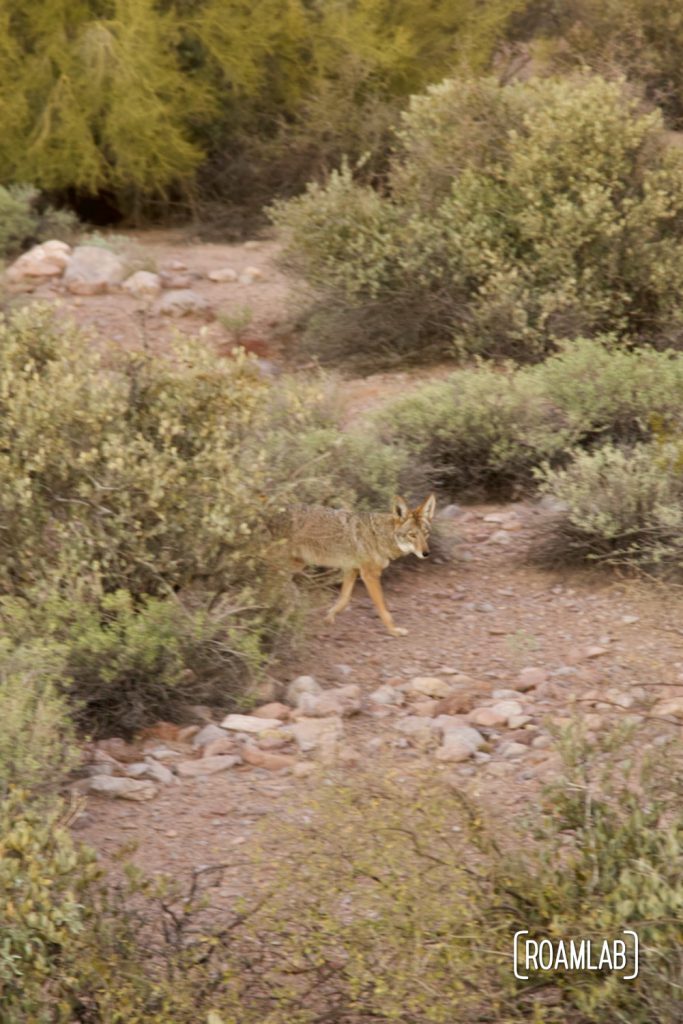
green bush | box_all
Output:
[274,74,683,367]
[535,441,683,570]
[375,338,683,498]
[0,185,79,259]
[0,303,401,735]
[0,640,78,797]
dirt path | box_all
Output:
[73,501,683,909]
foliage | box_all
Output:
[375,338,683,498]
[274,74,683,367]
[534,441,683,570]
[0,639,78,797]
[518,0,683,128]
[0,303,401,734]
[0,184,79,259]
[0,0,519,219]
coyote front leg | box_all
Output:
[360,565,407,637]
[324,569,358,624]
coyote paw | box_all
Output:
[389,626,408,637]
[324,612,336,625]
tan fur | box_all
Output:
[268,494,436,637]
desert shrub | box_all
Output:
[232,730,682,1023]
[0,304,401,734]
[516,0,683,128]
[274,74,683,367]
[534,441,683,569]
[0,185,79,259]
[0,640,78,797]
[374,339,683,498]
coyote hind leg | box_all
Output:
[324,569,358,624]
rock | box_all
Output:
[208,267,238,282]
[124,762,149,778]
[434,692,476,716]
[202,737,238,758]
[251,702,290,720]
[290,717,343,753]
[431,714,473,736]
[142,759,176,785]
[6,240,71,282]
[88,776,157,801]
[621,615,640,625]
[332,663,353,679]
[160,272,196,289]
[408,676,453,699]
[435,726,485,763]
[468,706,508,728]
[96,737,141,764]
[83,762,115,777]
[64,245,126,294]
[585,645,609,659]
[122,270,162,299]
[514,667,547,691]
[175,755,241,777]
[286,675,321,706]
[438,504,462,520]
[220,713,283,733]
[499,742,528,759]
[488,530,511,545]
[177,725,200,742]
[653,698,683,720]
[369,684,405,706]
[166,259,187,271]
[395,716,434,746]
[155,288,212,317]
[192,723,228,749]
[241,744,296,771]
[239,266,263,284]
[292,761,317,778]
[532,735,551,749]
[507,714,533,729]
[144,746,182,761]
[256,729,292,750]
[412,699,439,717]
[296,685,362,718]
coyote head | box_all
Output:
[392,494,436,558]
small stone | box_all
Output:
[293,762,317,778]
[408,676,453,699]
[175,755,240,777]
[177,725,200,742]
[584,645,609,659]
[208,267,238,282]
[514,667,547,691]
[369,685,404,706]
[531,735,551,750]
[291,717,343,753]
[239,266,263,284]
[154,289,212,317]
[220,714,283,733]
[166,259,187,271]
[142,758,176,785]
[192,723,228,749]
[88,776,157,801]
[507,714,533,729]
[6,240,71,282]
[653,698,683,720]
[412,699,439,717]
[241,744,296,771]
[96,737,141,764]
[251,702,290,720]
[285,675,321,705]
[122,270,162,299]
[488,530,510,545]
[499,742,528,759]
[434,692,476,716]
[202,737,238,758]
[435,726,484,763]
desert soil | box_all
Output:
[49,231,683,908]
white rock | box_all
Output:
[154,288,211,317]
[122,270,162,299]
[507,715,533,729]
[369,684,404,706]
[239,265,263,284]
[175,755,240,777]
[64,245,126,294]
[208,267,238,282]
[408,676,453,699]
[88,776,158,801]
[290,717,343,753]
[286,675,321,706]
[499,741,528,759]
[143,758,177,785]
[6,240,71,282]
[192,723,228,749]
[220,714,283,733]
[435,726,484,763]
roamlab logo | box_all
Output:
[513,930,639,980]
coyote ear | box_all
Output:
[417,493,436,522]
[392,495,409,519]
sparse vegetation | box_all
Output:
[274,75,683,367]
[0,184,79,259]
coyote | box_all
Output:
[270,494,436,637]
